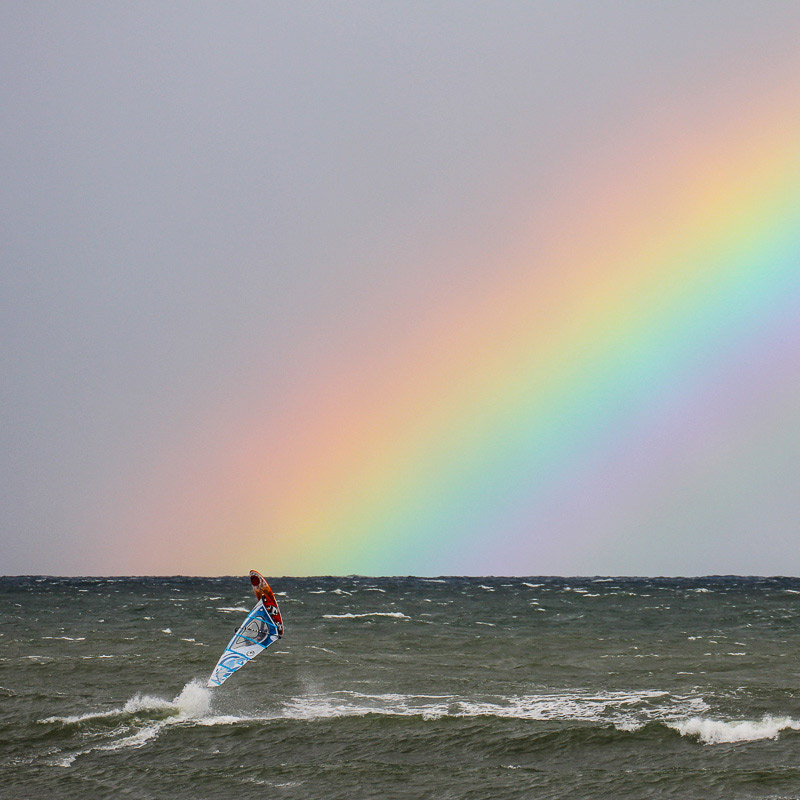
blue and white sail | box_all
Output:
[207,601,280,687]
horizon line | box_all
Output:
[2,573,799,580]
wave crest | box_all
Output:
[670,715,800,744]
[40,680,215,763]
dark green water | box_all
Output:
[2,576,800,799]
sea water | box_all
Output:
[2,576,800,799]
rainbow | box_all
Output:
[137,105,800,576]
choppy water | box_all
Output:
[2,576,800,799]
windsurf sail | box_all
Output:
[207,571,284,688]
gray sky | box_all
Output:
[2,2,800,574]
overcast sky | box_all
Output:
[2,2,800,575]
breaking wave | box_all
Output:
[280,688,706,725]
[322,612,410,620]
[278,691,800,746]
[40,680,217,763]
[44,680,211,726]
[40,683,800,768]
[669,715,800,744]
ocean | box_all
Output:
[2,576,800,799]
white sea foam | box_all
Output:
[42,679,215,762]
[194,714,252,726]
[122,693,177,715]
[323,612,409,620]
[279,689,704,725]
[50,682,791,766]
[670,715,800,744]
[615,719,645,732]
[170,680,213,717]
[42,636,86,641]
[216,606,249,613]
[43,707,121,725]
[43,682,210,725]
[98,724,162,751]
